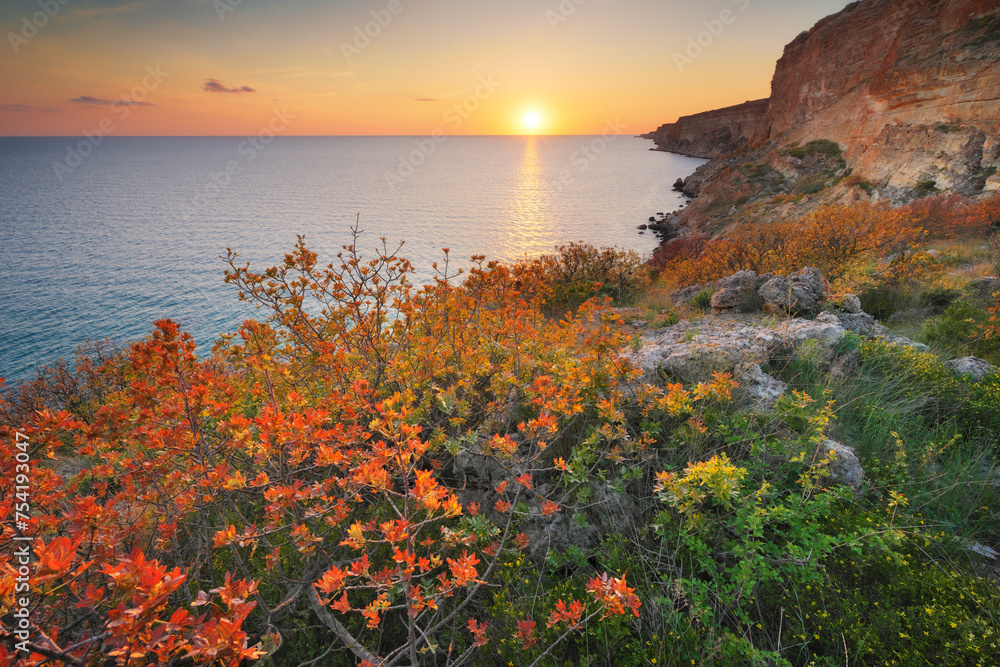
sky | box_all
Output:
[0,0,854,136]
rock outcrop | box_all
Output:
[647,0,1000,232]
[669,267,831,316]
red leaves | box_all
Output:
[467,618,488,647]
[586,572,642,618]
[33,535,86,586]
[541,500,560,516]
[546,599,584,628]
[516,619,538,649]
[513,532,530,550]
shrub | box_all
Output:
[787,139,843,159]
[525,241,652,314]
[914,179,939,198]
[690,288,715,311]
[658,203,924,289]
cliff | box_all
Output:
[646,99,770,159]
[650,0,1000,233]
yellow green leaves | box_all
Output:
[655,453,748,514]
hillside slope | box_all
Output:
[650,0,1000,234]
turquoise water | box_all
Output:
[0,135,702,382]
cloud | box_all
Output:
[0,104,61,112]
[203,79,256,93]
[69,96,153,107]
[414,98,438,102]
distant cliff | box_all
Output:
[649,0,1000,233]
[644,99,770,159]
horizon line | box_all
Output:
[0,133,652,139]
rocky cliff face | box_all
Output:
[645,99,770,159]
[650,0,1000,233]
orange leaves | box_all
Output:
[341,522,367,550]
[489,434,518,457]
[332,592,352,614]
[316,566,348,595]
[540,500,561,516]
[380,518,411,543]
[9,234,673,666]
[213,524,258,549]
[349,554,371,577]
[214,524,239,549]
[412,469,448,510]
[33,535,85,587]
[446,550,481,587]
[362,593,389,628]
[586,572,641,618]
[656,202,927,288]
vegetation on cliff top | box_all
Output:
[2,196,1000,666]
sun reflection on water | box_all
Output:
[504,136,551,258]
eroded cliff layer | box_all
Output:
[645,99,770,159]
[650,0,1000,232]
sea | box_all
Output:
[0,135,703,384]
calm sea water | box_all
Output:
[0,136,703,383]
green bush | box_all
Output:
[859,284,914,320]
[691,288,715,311]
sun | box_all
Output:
[521,110,543,134]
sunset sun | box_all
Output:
[521,110,543,134]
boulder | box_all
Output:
[759,267,830,315]
[710,270,758,311]
[742,363,788,411]
[628,317,847,402]
[819,311,887,337]
[837,293,863,314]
[820,439,864,492]
[944,356,995,380]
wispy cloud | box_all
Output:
[64,0,157,21]
[414,98,438,102]
[203,79,256,93]
[0,104,62,112]
[69,95,153,106]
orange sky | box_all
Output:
[1,0,853,136]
